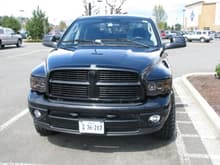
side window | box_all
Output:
[5,29,13,34]
[0,29,3,34]
[196,32,201,35]
[62,23,80,43]
[5,29,10,34]
[147,23,157,46]
[9,29,14,34]
[203,32,206,35]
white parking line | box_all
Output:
[0,163,44,165]
[6,50,45,58]
[0,108,28,132]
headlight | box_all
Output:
[146,79,172,96]
[30,76,46,93]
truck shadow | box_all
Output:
[47,133,176,152]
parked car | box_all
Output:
[160,30,173,39]
[19,30,28,39]
[0,26,22,48]
[215,32,220,39]
[184,30,213,42]
[29,16,186,140]
[160,30,166,39]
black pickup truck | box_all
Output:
[28,16,186,139]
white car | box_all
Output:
[184,30,213,42]
[0,26,22,48]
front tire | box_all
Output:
[0,40,3,49]
[34,123,55,136]
[16,39,22,48]
[186,38,192,42]
[154,97,176,140]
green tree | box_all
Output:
[58,21,67,30]
[26,6,50,40]
[0,16,21,32]
[152,5,167,30]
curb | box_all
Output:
[181,72,220,133]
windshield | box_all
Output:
[59,17,159,48]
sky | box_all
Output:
[0,0,216,26]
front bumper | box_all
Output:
[28,91,174,136]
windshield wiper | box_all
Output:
[100,38,150,48]
[59,39,102,49]
[62,39,102,44]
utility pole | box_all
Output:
[88,2,92,16]
[182,9,185,31]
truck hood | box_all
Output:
[46,48,162,72]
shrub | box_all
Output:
[215,64,220,78]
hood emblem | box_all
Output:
[92,48,103,55]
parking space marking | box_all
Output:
[176,111,187,114]
[6,50,46,58]
[0,108,28,132]
[185,153,210,159]
[177,121,192,124]
[176,127,191,165]
[181,134,200,138]
[0,163,44,165]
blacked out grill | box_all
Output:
[50,70,88,81]
[50,84,88,98]
[98,70,138,82]
[48,69,143,103]
[99,86,139,99]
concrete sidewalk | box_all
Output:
[174,77,220,165]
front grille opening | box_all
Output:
[50,70,89,82]
[98,70,138,82]
[48,69,143,103]
[99,86,139,99]
[50,84,89,99]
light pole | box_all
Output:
[182,9,185,31]
[19,9,25,30]
[97,0,102,15]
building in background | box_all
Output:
[184,1,220,31]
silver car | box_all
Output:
[0,26,22,48]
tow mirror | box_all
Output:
[164,36,186,49]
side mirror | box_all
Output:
[164,36,186,49]
[42,35,58,48]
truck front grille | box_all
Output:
[48,68,144,103]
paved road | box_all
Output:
[167,40,220,77]
[0,40,219,165]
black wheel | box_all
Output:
[0,40,3,49]
[154,97,176,140]
[34,123,55,136]
[186,38,192,42]
[16,39,22,47]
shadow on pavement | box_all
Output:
[0,45,25,50]
[47,133,176,152]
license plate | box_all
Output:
[79,120,104,134]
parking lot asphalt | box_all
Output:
[0,40,220,165]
